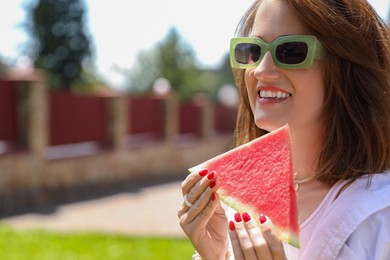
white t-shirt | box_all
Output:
[284,172,390,259]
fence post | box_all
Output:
[200,95,215,140]
[164,93,178,143]
[108,95,127,152]
[16,71,48,159]
[192,93,215,141]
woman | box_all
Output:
[178,0,390,259]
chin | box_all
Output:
[254,117,287,133]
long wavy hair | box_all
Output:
[232,0,390,185]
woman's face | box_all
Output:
[245,0,325,133]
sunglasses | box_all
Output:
[230,35,323,69]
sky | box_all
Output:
[0,0,389,89]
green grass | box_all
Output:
[0,225,194,260]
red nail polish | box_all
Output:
[242,212,251,222]
[207,171,215,180]
[259,214,267,224]
[198,169,208,177]
[229,221,235,231]
[234,213,242,222]
[209,180,217,188]
[211,192,216,201]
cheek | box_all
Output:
[295,63,324,96]
[293,71,325,115]
[308,69,325,104]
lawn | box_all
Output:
[0,225,194,260]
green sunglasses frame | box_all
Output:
[230,35,323,69]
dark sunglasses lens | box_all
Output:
[235,43,261,64]
[276,42,308,64]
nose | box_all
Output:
[253,51,280,79]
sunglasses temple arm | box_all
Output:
[314,40,323,60]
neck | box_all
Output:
[290,124,323,181]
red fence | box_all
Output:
[128,96,165,140]
[214,103,237,134]
[0,80,18,142]
[49,92,107,146]
[179,102,202,137]
[0,80,237,153]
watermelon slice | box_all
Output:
[190,124,299,247]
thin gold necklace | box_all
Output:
[294,173,316,191]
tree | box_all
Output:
[206,53,236,99]
[156,28,202,98]
[126,27,237,101]
[126,48,160,94]
[127,28,208,100]
[28,0,91,90]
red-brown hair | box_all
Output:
[232,0,390,184]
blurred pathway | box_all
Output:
[1,180,186,238]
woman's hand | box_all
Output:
[178,169,228,260]
[229,213,286,260]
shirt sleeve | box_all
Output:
[337,206,390,260]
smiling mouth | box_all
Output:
[258,90,292,99]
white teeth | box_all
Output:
[259,90,291,99]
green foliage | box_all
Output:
[0,226,194,260]
[127,27,234,101]
[27,0,92,90]
[205,54,236,100]
[156,28,201,99]
[218,53,236,87]
[126,48,160,95]
[71,65,106,93]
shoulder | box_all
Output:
[338,206,390,259]
[301,172,390,259]
[334,172,390,212]
[343,172,390,214]
[325,172,390,226]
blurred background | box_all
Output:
[0,0,389,259]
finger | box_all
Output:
[179,191,220,235]
[177,174,218,221]
[242,213,273,260]
[185,171,216,211]
[182,179,219,224]
[181,168,209,195]
[233,213,258,260]
[259,215,286,260]
[228,221,245,260]
[181,170,215,210]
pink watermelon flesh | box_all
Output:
[190,124,300,248]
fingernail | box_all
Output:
[259,214,267,224]
[198,169,208,177]
[211,192,216,201]
[234,213,242,222]
[229,221,235,231]
[242,212,251,222]
[209,180,217,188]
[207,171,215,180]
